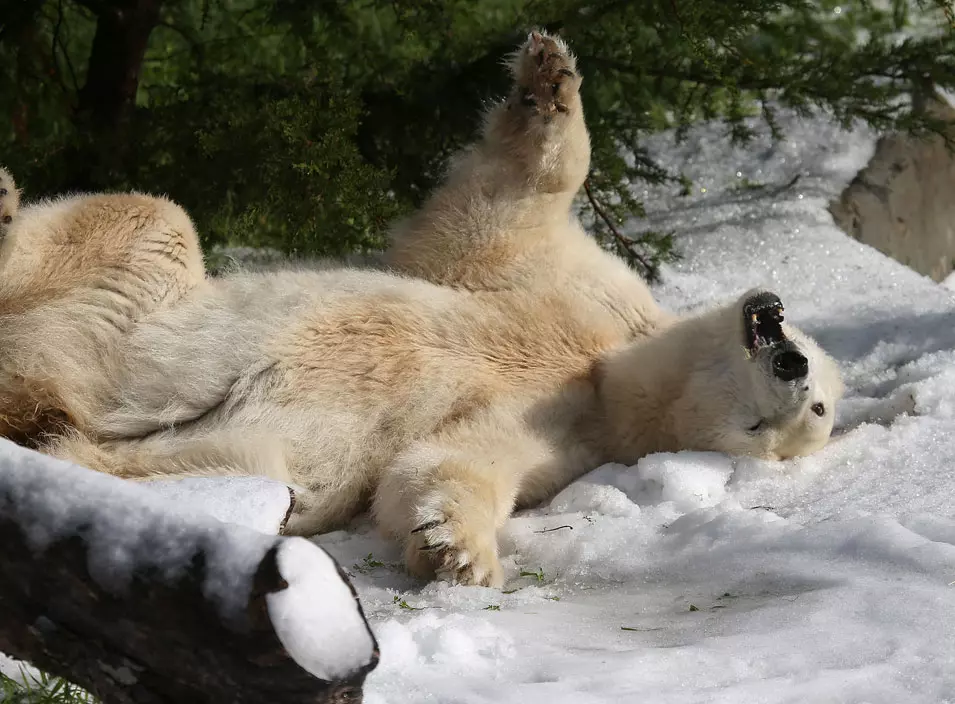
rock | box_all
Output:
[829,96,955,282]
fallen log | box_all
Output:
[0,439,379,703]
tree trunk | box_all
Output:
[0,440,380,704]
[68,0,163,187]
[77,0,163,133]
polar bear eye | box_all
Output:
[811,402,825,417]
[747,420,764,433]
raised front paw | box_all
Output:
[0,167,19,228]
[510,30,581,117]
[405,501,504,588]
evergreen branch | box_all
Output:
[50,0,80,95]
[668,0,686,34]
[583,178,656,279]
[938,0,955,30]
[581,55,779,91]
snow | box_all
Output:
[0,654,43,690]
[5,107,955,702]
[0,653,95,702]
[0,440,377,684]
[268,538,378,681]
[142,475,293,534]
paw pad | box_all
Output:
[512,31,580,117]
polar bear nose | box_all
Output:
[772,349,809,381]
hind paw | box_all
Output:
[0,167,19,229]
[406,500,503,588]
[510,31,581,117]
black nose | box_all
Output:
[772,350,808,381]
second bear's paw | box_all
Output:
[0,167,19,229]
[406,500,504,588]
[511,30,580,117]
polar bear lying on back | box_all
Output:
[0,32,843,586]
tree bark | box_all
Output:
[76,0,163,133]
[0,444,379,703]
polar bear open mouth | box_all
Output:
[743,291,810,383]
[743,291,786,352]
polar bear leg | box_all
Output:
[0,169,205,317]
[48,427,360,536]
[0,169,206,444]
[385,31,590,286]
[373,416,560,587]
[45,428,292,482]
[485,30,589,194]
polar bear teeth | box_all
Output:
[743,292,786,351]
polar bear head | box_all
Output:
[602,288,844,462]
[675,288,844,460]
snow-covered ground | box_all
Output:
[5,107,955,703]
[315,111,955,703]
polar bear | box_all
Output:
[0,32,843,586]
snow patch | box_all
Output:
[142,475,293,535]
[267,538,378,681]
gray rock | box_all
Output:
[829,97,955,282]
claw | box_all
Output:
[411,519,446,534]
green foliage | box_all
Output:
[393,595,424,610]
[1,0,954,277]
[143,79,398,255]
[0,667,96,704]
[352,552,397,574]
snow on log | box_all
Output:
[140,475,298,535]
[0,439,379,703]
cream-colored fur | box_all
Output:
[0,32,844,587]
[0,165,205,445]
